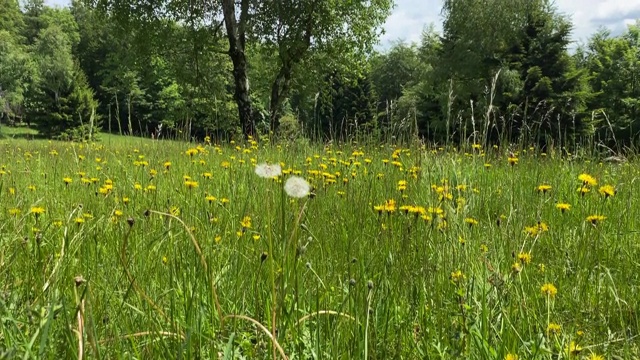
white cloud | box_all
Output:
[379,0,640,49]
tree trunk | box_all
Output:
[269,64,293,134]
[222,0,256,139]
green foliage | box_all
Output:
[28,64,99,140]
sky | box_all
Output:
[380,0,640,47]
[46,0,640,48]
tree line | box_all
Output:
[1,0,639,148]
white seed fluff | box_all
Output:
[255,163,282,178]
[284,176,311,198]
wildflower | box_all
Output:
[185,148,198,156]
[52,220,63,227]
[577,186,590,196]
[145,185,157,192]
[450,270,465,283]
[397,180,407,192]
[220,198,230,205]
[122,197,130,205]
[114,210,123,217]
[578,173,597,186]
[63,177,73,186]
[202,172,213,179]
[566,341,582,356]
[255,163,282,178]
[507,156,518,166]
[586,215,606,225]
[184,180,199,189]
[598,184,615,198]
[221,161,230,169]
[252,234,261,241]
[464,217,478,227]
[30,207,45,217]
[586,353,604,360]
[205,195,216,204]
[240,216,252,229]
[163,161,171,170]
[556,203,571,213]
[546,322,561,335]
[8,208,21,216]
[74,217,85,225]
[28,185,36,191]
[511,262,522,274]
[170,206,180,216]
[505,354,518,360]
[541,283,558,298]
[536,184,552,194]
[517,252,532,265]
[284,176,311,198]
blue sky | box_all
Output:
[46,0,640,48]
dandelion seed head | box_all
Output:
[255,163,282,178]
[284,176,311,198]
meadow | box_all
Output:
[0,133,639,359]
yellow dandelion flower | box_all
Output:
[184,180,199,189]
[205,195,216,204]
[240,216,252,229]
[546,322,561,335]
[30,207,45,216]
[556,203,571,213]
[578,173,597,186]
[252,234,261,241]
[517,252,532,265]
[163,161,171,169]
[185,148,198,156]
[8,208,21,216]
[586,353,604,360]
[145,185,157,192]
[464,217,478,226]
[511,262,522,274]
[450,270,465,283]
[507,156,518,166]
[63,177,73,185]
[598,184,615,198]
[27,185,36,191]
[170,206,180,216]
[202,172,213,179]
[541,283,558,298]
[505,354,518,360]
[586,214,606,225]
[536,184,552,194]
[566,341,582,356]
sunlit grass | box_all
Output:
[0,136,638,359]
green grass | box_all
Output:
[0,136,638,359]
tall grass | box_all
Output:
[0,135,638,359]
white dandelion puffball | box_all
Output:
[284,176,311,198]
[255,163,282,178]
